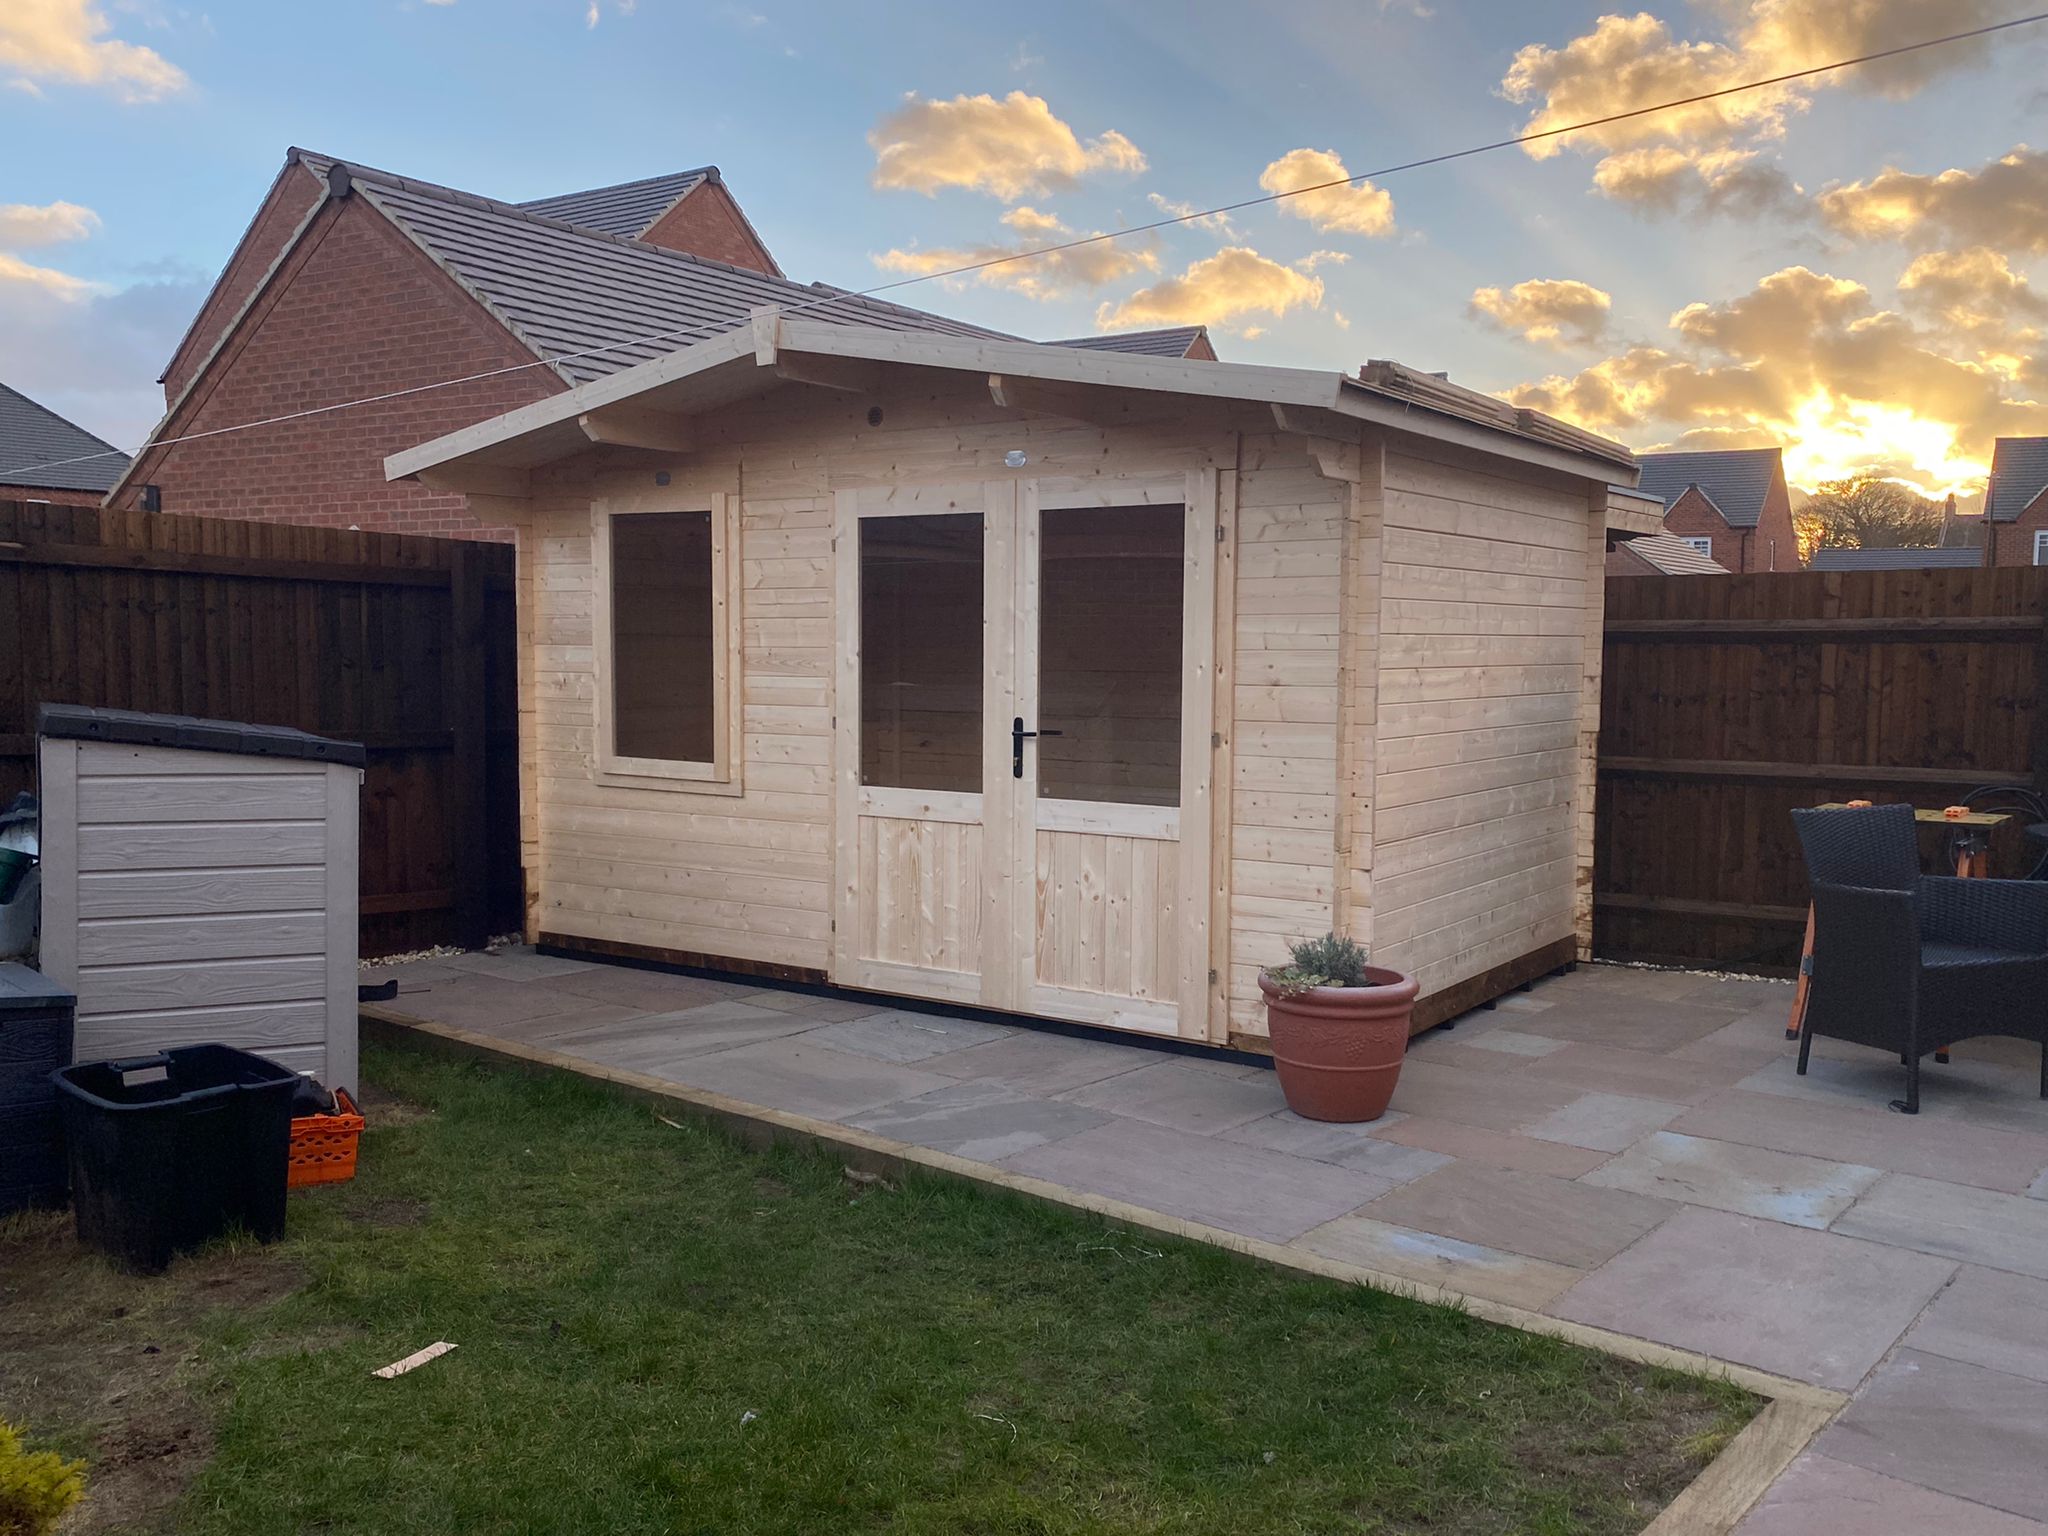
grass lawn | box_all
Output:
[1,1041,1757,1535]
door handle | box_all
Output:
[1012,716,1063,778]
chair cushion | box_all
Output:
[1923,940,2048,970]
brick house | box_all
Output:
[1633,446,1800,573]
[0,381,130,507]
[1604,531,1727,576]
[109,148,1209,540]
[1977,437,2048,566]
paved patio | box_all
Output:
[368,948,2048,1533]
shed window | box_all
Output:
[603,507,722,773]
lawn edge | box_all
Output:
[359,1004,1843,1534]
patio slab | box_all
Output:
[1831,1174,2048,1279]
[653,1035,958,1120]
[1366,1116,1612,1178]
[1455,1027,1565,1059]
[804,1011,1014,1063]
[847,1080,1111,1162]
[1905,1267,2048,1385]
[1511,997,1741,1052]
[1523,1041,1755,1104]
[1739,1048,2048,1136]
[1292,1214,1583,1310]
[1818,1350,2048,1523]
[436,945,596,982]
[1551,1207,1954,1390]
[1060,1060,1286,1134]
[923,1030,1150,1095]
[383,971,589,1030]
[1002,1118,1393,1245]
[1216,1108,1405,1162]
[557,1001,819,1066]
[1582,1130,1884,1230]
[548,965,760,1012]
[1521,1090,1687,1153]
[1380,1059,1582,1133]
[1735,1452,2048,1535]
[1671,1090,2048,1195]
[1359,1161,1674,1270]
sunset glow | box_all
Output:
[1779,393,1988,496]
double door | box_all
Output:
[832,473,1215,1037]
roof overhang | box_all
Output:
[386,312,1638,495]
[1604,486,1667,538]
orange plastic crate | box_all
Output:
[287,1089,364,1189]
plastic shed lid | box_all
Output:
[36,704,366,769]
[0,961,75,1012]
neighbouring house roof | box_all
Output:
[0,381,129,494]
[516,168,714,239]
[1806,546,1985,570]
[1618,534,1727,574]
[1635,447,1783,529]
[293,152,1017,386]
[387,314,1639,493]
[1046,326,1212,359]
[1986,437,2048,522]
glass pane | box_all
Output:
[860,513,983,792]
[1038,504,1184,807]
[611,510,715,763]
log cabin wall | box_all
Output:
[501,373,1602,1039]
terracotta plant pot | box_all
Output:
[1257,966,1420,1122]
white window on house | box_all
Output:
[1682,536,1714,556]
[2034,530,2048,566]
[593,494,739,787]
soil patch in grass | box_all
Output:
[1,1043,1759,1535]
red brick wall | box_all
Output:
[115,196,563,539]
[1653,488,1744,569]
[1754,465,1799,572]
[640,182,778,274]
[0,485,105,507]
[1184,332,1217,361]
[1986,493,2048,565]
[162,162,326,402]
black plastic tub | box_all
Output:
[0,964,75,1215]
[54,1044,298,1274]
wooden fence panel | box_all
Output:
[1596,568,2048,973]
[0,500,519,956]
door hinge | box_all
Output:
[1211,731,1223,749]
[1208,968,1219,986]
[1215,522,1226,543]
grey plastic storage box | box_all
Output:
[0,963,76,1214]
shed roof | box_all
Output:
[1046,326,1211,358]
[387,314,1638,492]
[1635,447,1782,528]
[0,381,129,493]
[1619,534,1727,574]
[1805,546,1985,570]
[516,168,715,239]
[1986,437,2048,523]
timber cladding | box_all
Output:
[1595,567,2048,973]
[0,499,520,955]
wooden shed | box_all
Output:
[389,316,1652,1047]
[36,707,362,1090]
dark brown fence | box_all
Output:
[1596,567,2048,973]
[0,500,519,956]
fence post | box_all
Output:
[448,542,490,950]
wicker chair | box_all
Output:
[1791,802,2048,1114]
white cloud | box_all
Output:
[874,213,1157,301]
[999,205,1065,238]
[869,91,1145,201]
[1469,277,1613,348]
[1819,145,2048,254]
[1145,191,1237,237]
[1095,246,1323,330]
[1258,148,1396,238]
[0,263,204,451]
[1591,145,1804,215]
[0,200,101,248]
[0,0,189,101]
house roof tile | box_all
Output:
[1805,546,1984,570]
[1635,447,1782,529]
[0,381,128,494]
[516,169,714,239]
[1045,326,1211,358]
[1619,533,1727,574]
[1986,437,2048,523]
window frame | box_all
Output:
[2033,530,2048,567]
[1680,535,1715,557]
[591,490,742,793]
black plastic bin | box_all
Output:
[54,1044,298,1274]
[0,964,75,1215]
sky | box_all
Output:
[4,0,2048,501]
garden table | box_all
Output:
[1784,804,2011,1041]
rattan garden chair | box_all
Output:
[1790,802,2048,1114]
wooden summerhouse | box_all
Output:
[389,315,1652,1046]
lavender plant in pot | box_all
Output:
[1257,934,1419,1122]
